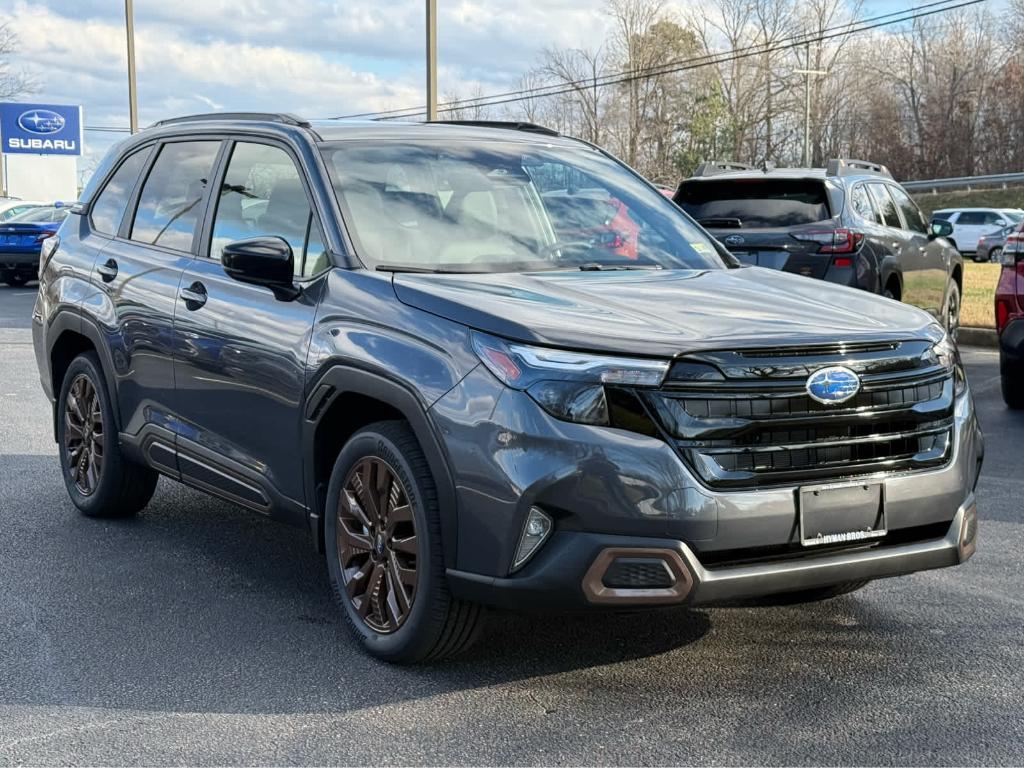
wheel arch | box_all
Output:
[46,311,121,440]
[303,365,458,566]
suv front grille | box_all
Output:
[645,341,955,489]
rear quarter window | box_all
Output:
[674,178,831,228]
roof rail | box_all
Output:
[424,120,560,137]
[149,112,311,129]
[826,158,892,179]
[692,160,756,177]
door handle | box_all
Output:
[180,281,208,310]
[96,258,118,282]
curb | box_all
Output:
[958,326,998,349]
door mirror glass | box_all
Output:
[929,219,954,239]
[222,236,299,299]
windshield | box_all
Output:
[321,140,725,273]
[675,178,832,228]
[1002,211,1023,223]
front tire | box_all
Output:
[56,352,158,517]
[325,420,484,663]
[990,247,1003,264]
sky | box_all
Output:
[1,0,963,179]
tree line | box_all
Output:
[445,0,1024,184]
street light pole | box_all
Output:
[125,0,139,133]
[425,0,438,121]
[795,42,828,167]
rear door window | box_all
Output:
[674,179,831,228]
[956,211,984,225]
[90,147,151,235]
[130,141,222,252]
[866,183,902,228]
[888,185,928,234]
[850,184,879,223]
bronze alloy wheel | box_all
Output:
[337,457,419,633]
[63,373,104,496]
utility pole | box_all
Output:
[425,0,438,121]
[125,0,139,133]
[795,42,828,167]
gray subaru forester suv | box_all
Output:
[33,115,982,662]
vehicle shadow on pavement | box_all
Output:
[0,453,711,717]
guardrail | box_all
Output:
[903,172,1024,193]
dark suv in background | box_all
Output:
[33,115,981,663]
[674,159,963,336]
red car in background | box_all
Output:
[542,190,640,260]
[996,222,1024,408]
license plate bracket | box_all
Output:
[799,481,885,547]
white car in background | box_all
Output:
[0,199,47,222]
[931,207,1024,260]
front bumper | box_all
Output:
[448,495,977,609]
[432,365,983,609]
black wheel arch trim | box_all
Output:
[302,364,459,567]
[45,309,123,440]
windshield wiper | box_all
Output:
[698,217,743,228]
[375,265,483,274]
[577,262,663,271]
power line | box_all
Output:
[336,0,987,121]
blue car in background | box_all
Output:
[0,204,70,287]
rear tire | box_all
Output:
[990,247,1003,264]
[56,352,158,518]
[325,420,484,663]
[943,280,961,339]
[1002,371,1024,409]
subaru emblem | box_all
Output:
[724,234,745,246]
[18,109,66,135]
[805,366,860,405]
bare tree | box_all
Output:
[0,23,36,101]
[539,46,611,145]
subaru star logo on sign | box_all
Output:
[805,365,861,405]
[0,102,83,156]
[724,234,745,246]
[18,109,66,134]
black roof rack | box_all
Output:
[424,120,560,137]
[149,112,311,129]
[692,160,756,177]
[826,158,892,179]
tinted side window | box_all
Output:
[956,211,984,225]
[209,142,326,277]
[888,185,927,234]
[867,183,901,228]
[90,148,151,235]
[130,141,221,251]
[982,211,1003,224]
[932,211,952,221]
[850,184,879,223]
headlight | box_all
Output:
[471,331,669,425]
[923,325,966,397]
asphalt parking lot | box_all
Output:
[1,285,1022,766]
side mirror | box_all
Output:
[222,236,300,300]
[929,219,953,239]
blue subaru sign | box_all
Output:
[0,102,83,156]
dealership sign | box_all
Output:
[0,102,83,156]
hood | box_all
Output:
[393,267,939,358]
